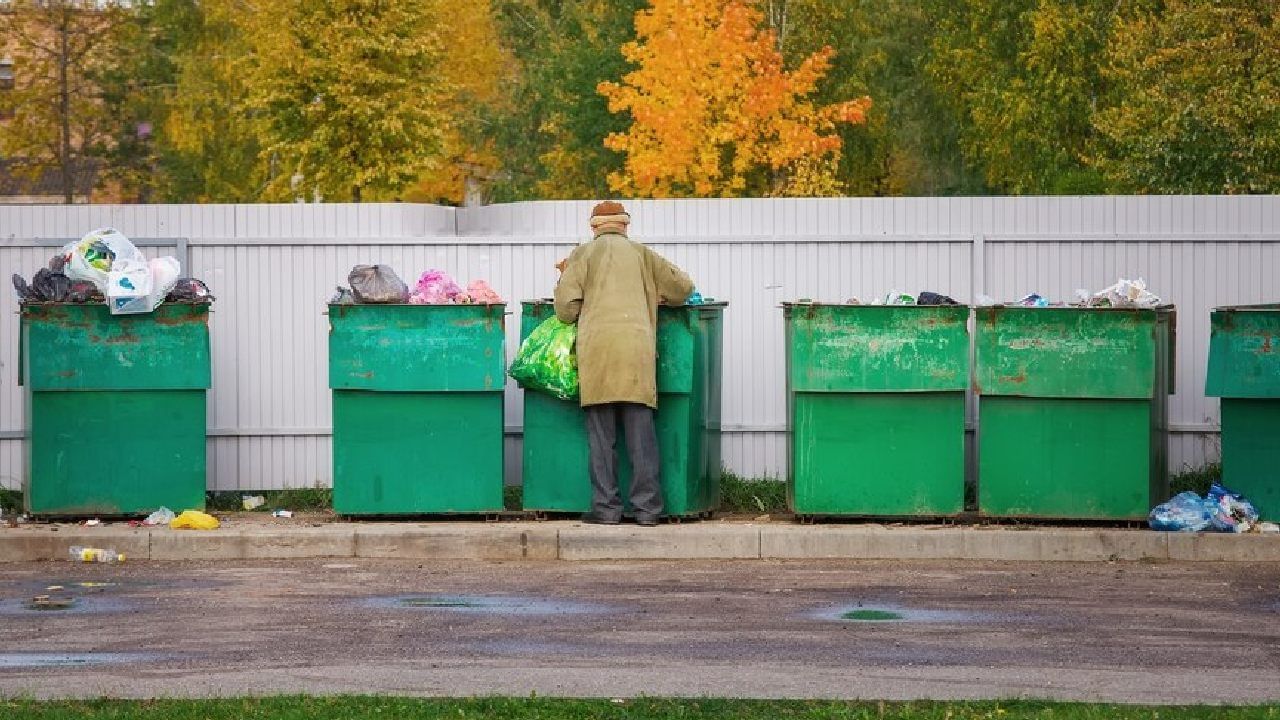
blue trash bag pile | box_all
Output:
[1149,482,1260,533]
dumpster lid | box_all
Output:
[1212,303,1280,312]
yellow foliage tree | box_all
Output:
[403,0,508,205]
[233,0,452,202]
[599,0,870,198]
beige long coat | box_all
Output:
[553,232,694,408]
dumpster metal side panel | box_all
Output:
[26,390,207,515]
[1219,399,1280,521]
[974,307,1156,399]
[328,304,506,392]
[1206,308,1280,398]
[332,391,504,514]
[518,301,725,517]
[786,304,970,393]
[791,392,965,516]
[979,397,1153,520]
[23,304,211,391]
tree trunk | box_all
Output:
[58,9,73,204]
[352,185,361,203]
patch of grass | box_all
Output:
[205,486,333,513]
[3,697,1277,720]
[1169,461,1221,496]
[504,484,523,512]
[719,470,787,514]
[842,609,904,621]
[0,488,22,514]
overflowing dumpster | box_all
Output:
[518,300,726,518]
[21,303,211,516]
[975,306,1175,520]
[783,303,969,517]
[1206,304,1280,521]
[328,303,506,515]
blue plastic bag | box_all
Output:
[1148,492,1214,532]
[1207,482,1259,533]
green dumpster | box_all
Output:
[1206,303,1280,521]
[518,300,726,518]
[20,303,211,516]
[328,303,506,515]
[783,303,969,517]
[975,306,1175,520]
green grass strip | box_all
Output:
[4,697,1278,720]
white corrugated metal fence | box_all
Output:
[2,197,1277,491]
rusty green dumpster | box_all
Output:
[328,303,506,515]
[783,303,970,517]
[21,303,211,516]
[518,300,726,518]
[975,306,1175,520]
[1206,304,1280,521]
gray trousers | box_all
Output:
[585,403,663,520]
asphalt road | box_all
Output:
[1,558,1278,703]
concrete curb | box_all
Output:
[1,522,1278,563]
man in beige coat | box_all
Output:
[554,201,695,526]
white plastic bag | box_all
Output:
[67,228,147,295]
[144,256,181,312]
[107,260,154,315]
[142,506,176,526]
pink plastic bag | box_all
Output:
[466,280,502,305]
[409,269,462,304]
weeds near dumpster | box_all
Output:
[205,487,333,513]
[0,488,21,515]
[1169,462,1222,496]
[720,471,787,515]
[504,485,523,512]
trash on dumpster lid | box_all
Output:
[349,264,410,303]
[12,228,212,313]
[1149,482,1260,533]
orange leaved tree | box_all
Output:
[598,0,871,198]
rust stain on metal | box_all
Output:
[1262,335,1274,354]
[153,311,206,327]
[999,373,1027,385]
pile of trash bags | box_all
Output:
[976,277,1162,309]
[844,290,960,306]
[1149,483,1264,533]
[332,265,502,305]
[11,227,213,314]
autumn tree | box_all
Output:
[766,0,985,196]
[486,0,644,201]
[232,0,452,202]
[599,0,871,198]
[0,0,129,202]
[1093,0,1280,194]
[403,0,508,205]
[928,0,1112,194]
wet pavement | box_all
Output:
[1,558,1278,703]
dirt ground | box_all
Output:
[1,558,1278,703]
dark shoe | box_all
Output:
[580,511,620,525]
[634,514,660,527]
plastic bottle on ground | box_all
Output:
[68,546,125,563]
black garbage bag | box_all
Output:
[348,264,409,303]
[32,268,71,302]
[166,278,214,303]
[48,252,68,272]
[917,291,959,306]
[66,280,102,303]
[12,274,38,302]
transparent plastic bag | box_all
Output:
[348,264,409,303]
[1148,491,1214,532]
[509,316,579,401]
[65,228,147,294]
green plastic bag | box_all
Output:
[510,316,579,401]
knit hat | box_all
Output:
[589,200,630,235]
